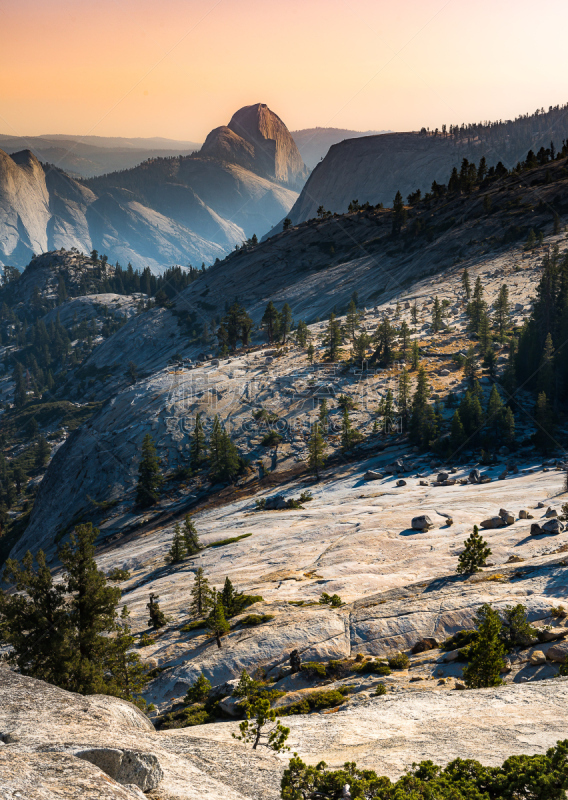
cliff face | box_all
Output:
[201,103,309,190]
[0,105,307,271]
[286,111,568,223]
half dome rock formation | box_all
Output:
[201,103,309,190]
[0,104,308,271]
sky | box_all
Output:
[1,0,568,141]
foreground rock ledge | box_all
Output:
[2,666,568,798]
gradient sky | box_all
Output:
[1,0,568,141]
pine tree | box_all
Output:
[537,333,555,399]
[190,567,213,618]
[136,434,162,508]
[462,268,471,299]
[532,391,555,453]
[449,408,466,451]
[147,593,167,629]
[478,311,491,351]
[183,515,202,555]
[381,389,394,436]
[345,300,359,339]
[483,346,497,380]
[411,339,420,370]
[280,303,292,344]
[209,416,240,483]
[463,603,505,689]
[206,590,230,648]
[399,321,410,356]
[168,523,186,563]
[432,296,443,332]
[105,606,148,701]
[391,190,406,234]
[397,368,411,426]
[340,407,355,450]
[0,549,71,685]
[261,301,280,343]
[13,362,27,408]
[318,399,329,435]
[190,413,207,467]
[457,525,491,574]
[502,406,516,446]
[411,302,418,325]
[295,320,308,348]
[464,345,479,385]
[372,318,396,365]
[307,421,325,480]
[307,343,315,364]
[283,217,292,231]
[409,366,430,444]
[493,285,510,341]
[325,313,341,361]
[59,523,122,694]
[233,697,290,751]
[35,435,51,468]
[185,673,212,704]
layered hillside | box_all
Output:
[0,104,307,271]
[291,126,386,168]
[285,104,568,224]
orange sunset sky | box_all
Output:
[1,0,568,141]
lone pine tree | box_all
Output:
[206,590,230,648]
[307,421,325,479]
[147,593,167,629]
[136,434,162,508]
[463,603,506,688]
[168,523,186,563]
[190,567,213,617]
[182,515,202,555]
[457,525,491,574]
[190,413,207,467]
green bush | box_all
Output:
[375,683,387,696]
[353,660,391,676]
[160,704,215,729]
[208,533,252,548]
[277,689,347,716]
[184,674,211,704]
[299,490,313,502]
[107,567,131,582]
[261,431,283,447]
[300,661,327,679]
[387,652,410,670]
[442,629,478,651]
[319,592,343,607]
[181,619,206,632]
[240,613,274,626]
[138,632,153,647]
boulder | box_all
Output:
[538,628,567,643]
[411,515,434,531]
[546,641,568,663]
[443,649,460,663]
[218,695,243,717]
[419,480,428,486]
[545,507,558,518]
[265,495,288,510]
[529,650,547,666]
[499,509,515,525]
[396,479,407,487]
[537,501,545,508]
[469,469,481,484]
[480,517,504,529]
[530,523,543,536]
[498,471,508,480]
[75,749,163,792]
[364,470,383,481]
[411,638,439,654]
[437,472,449,483]
[541,519,564,535]
[519,510,528,519]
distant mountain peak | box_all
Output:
[200,103,309,190]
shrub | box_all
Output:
[319,592,343,607]
[442,629,477,651]
[375,683,387,696]
[354,660,391,676]
[240,613,274,626]
[299,490,313,502]
[208,533,252,548]
[138,632,153,647]
[181,619,206,632]
[184,674,211,704]
[107,567,131,582]
[255,498,266,510]
[388,652,410,670]
[261,431,283,447]
[277,689,347,716]
[550,605,568,619]
[300,661,327,679]
[160,704,215,729]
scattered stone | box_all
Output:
[437,472,449,483]
[419,480,428,486]
[454,682,466,690]
[545,507,558,518]
[444,649,460,663]
[396,479,407,487]
[499,509,515,525]
[411,515,434,531]
[530,523,544,536]
[75,749,163,792]
[480,517,504,529]
[265,495,288,510]
[537,501,545,508]
[538,628,567,643]
[519,510,528,519]
[411,638,439,654]
[469,469,481,484]
[541,519,564,535]
[507,555,525,563]
[364,470,383,481]
[546,641,568,663]
[498,471,508,480]
[529,650,547,666]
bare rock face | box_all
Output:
[201,103,309,190]
[76,748,163,791]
